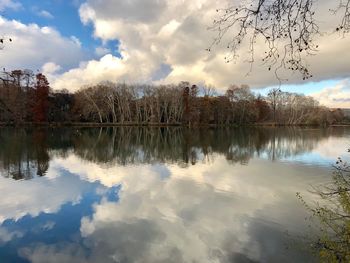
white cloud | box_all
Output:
[42,62,61,75]
[46,0,350,97]
[0,226,23,243]
[51,53,158,92]
[0,16,84,72]
[70,35,82,47]
[311,79,350,108]
[37,10,54,19]
[0,0,21,11]
[94,46,110,56]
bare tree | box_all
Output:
[267,87,281,122]
[226,84,256,124]
[209,0,350,81]
[201,84,217,97]
[297,150,350,262]
[79,87,105,123]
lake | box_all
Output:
[0,127,349,263]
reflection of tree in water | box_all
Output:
[0,126,346,180]
[32,131,49,176]
[265,128,328,161]
[0,128,50,180]
[73,127,186,165]
[70,127,345,166]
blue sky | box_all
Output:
[3,1,87,39]
[1,0,119,58]
[256,79,344,96]
[0,0,349,107]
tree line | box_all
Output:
[0,69,347,126]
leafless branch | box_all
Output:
[209,0,349,81]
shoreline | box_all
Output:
[1,122,350,128]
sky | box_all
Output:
[0,0,349,108]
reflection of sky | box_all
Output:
[0,169,120,262]
[281,152,336,167]
[259,135,350,168]
[0,130,349,262]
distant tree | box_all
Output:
[0,69,34,123]
[212,96,232,125]
[267,88,282,122]
[0,76,344,126]
[48,89,74,122]
[182,84,191,126]
[32,73,49,122]
[226,84,255,124]
[201,84,217,97]
[255,95,271,122]
[76,86,106,123]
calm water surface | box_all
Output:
[0,127,349,263]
